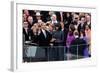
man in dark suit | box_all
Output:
[30,27,39,44]
[38,29,52,46]
[63,12,73,29]
[23,22,31,41]
[85,14,91,29]
[37,23,52,60]
[23,21,32,62]
[46,13,60,25]
[78,16,86,36]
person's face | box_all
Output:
[24,10,29,16]
[74,31,79,38]
[74,14,79,22]
[86,15,91,22]
[51,15,57,21]
[74,16,79,22]
[81,17,85,24]
[74,17,79,22]
[28,16,33,24]
[55,26,59,30]
[23,22,28,28]
[38,20,42,25]
[36,16,41,20]
[41,23,46,30]
[23,14,27,22]
[34,24,38,28]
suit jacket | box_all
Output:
[63,12,73,28]
[38,30,52,46]
[30,30,39,44]
[28,22,34,29]
[84,22,91,29]
[52,30,64,46]
[78,23,86,36]
[23,28,31,41]
[78,23,86,30]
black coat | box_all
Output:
[38,30,52,46]
[52,30,64,46]
[30,30,39,44]
[78,23,86,36]
[23,28,31,41]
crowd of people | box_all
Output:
[23,9,91,61]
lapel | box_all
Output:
[41,30,47,39]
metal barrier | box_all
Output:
[23,43,90,62]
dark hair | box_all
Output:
[55,23,61,31]
[69,24,75,32]
[74,31,79,36]
[46,23,50,26]
[69,31,73,36]
[80,16,85,20]
[80,29,85,36]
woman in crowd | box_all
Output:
[66,24,75,48]
[85,25,91,57]
[51,23,64,60]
